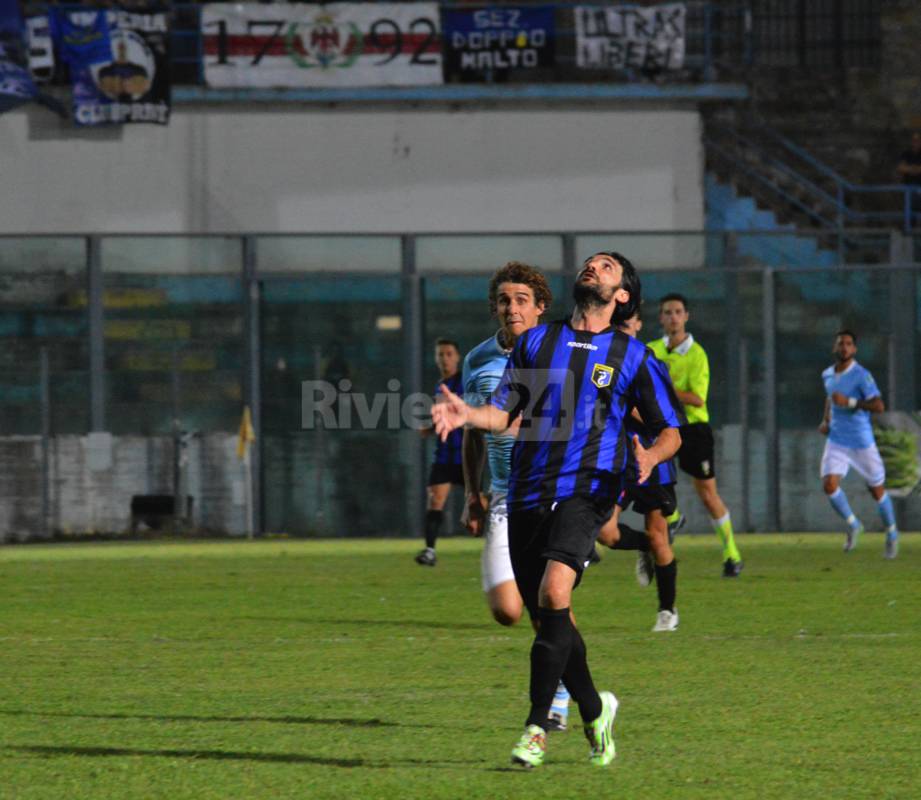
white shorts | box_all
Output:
[481,493,516,592]
[820,440,886,487]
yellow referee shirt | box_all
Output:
[648,334,710,425]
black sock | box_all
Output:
[562,626,602,723]
[654,559,677,612]
[611,522,650,551]
[424,510,443,549]
[526,607,573,728]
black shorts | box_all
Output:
[617,483,677,517]
[677,423,716,480]
[427,463,464,487]
[509,494,616,617]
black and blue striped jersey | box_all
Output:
[625,411,681,487]
[489,319,684,511]
[434,372,464,466]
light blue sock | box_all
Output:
[828,488,858,528]
[549,682,570,718]
[877,492,898,535]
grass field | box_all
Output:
[0,533,917,799]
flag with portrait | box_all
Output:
[52,8,171,126]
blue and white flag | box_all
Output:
[50,9,113,68]
[0,0,37,113]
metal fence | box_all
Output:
[2,231,919,538]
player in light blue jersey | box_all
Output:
[461,262,574,730]
[819,330,898,558]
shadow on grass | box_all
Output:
[0,709,433,729]
[6,744,480,769]
[241,616,492,632]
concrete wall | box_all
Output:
[3,106,704,235]
[0,433,246,541]
[622,425,920,536]
[3,425,917,542]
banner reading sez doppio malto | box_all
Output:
[442,7,555,82]
[202,3,442,88]
[575,3,685,72]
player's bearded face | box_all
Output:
[573,269,619,307]
[834,336,856,362]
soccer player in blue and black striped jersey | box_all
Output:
[597,310,684,632]
[432,252,683,769]
[415,338,464,567]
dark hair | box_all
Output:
[589,251,641,326]
[435,338,460,352]
[659,292,689,311]
[836,329,858,345]
[488,261,553,317]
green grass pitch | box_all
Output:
[0,534,917,799]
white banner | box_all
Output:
[575,3,685,71]
[202,3,442,88]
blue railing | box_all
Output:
[707,123,921,237]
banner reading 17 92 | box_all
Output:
[202,3,442,88]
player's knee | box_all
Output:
[538,582,572,610]
[597,518,619,547]
[822,477,837,494]
[491,607,521,627]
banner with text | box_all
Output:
[442,7,554,82]
[0,0,37,113]
[202,3,442,88]
[52,9,170,126]
[575,3,685,72]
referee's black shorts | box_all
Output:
[677,422,716,480]
[509,494,616,618]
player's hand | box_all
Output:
[462,493,488,536]
[431,384,469,441]
[831,391,850,408]
[631,435,657,485]
[501,415,523,437]
[818,421,829,435]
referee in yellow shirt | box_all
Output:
[649,293,743,577]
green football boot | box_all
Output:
[584,691,618,767]
[510,725,546,769]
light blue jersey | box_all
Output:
[822,361,880,449]
[462,332,514,495]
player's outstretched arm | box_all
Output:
[432,384,511,441]
[632,428,681,485]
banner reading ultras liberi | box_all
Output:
[575,3,685,72]
[202,3,442,88]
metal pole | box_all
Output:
[887,333,897,414]
[40,347,51,540]
[87,235,105,431]
[563,233,579,283]
[762,268,779,532]
[725,266,741,423]
[888,234,917,411]
[242,236,262,535]
[738,337,750,533]
[402,234,425,539]
[171,348,183,532]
